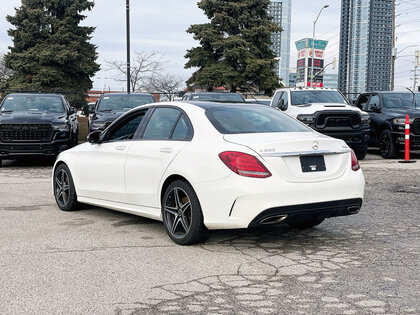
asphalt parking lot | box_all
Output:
[1,151,419,314]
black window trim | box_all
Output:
[136,105,194,142]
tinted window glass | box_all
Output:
[98,94,155,112]
[172,115,191,140]
[290,91,347,105]
[143,108,181,140]
[108,113,145,141]
[206,106,310,134]
[367,95,380,111]
[1,95,65,113]
[382,93,420,108]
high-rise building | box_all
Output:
[268,0,292,86]
[338,0,393,99]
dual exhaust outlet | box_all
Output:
[258,206,360,225]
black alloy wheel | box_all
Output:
[162,180,208,245]
[54,164,79,211]
[379,129,397,159]
[0,158,2,167]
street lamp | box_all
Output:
[310,4,329,87]
[275,56,282,85]
[126,0,131,94]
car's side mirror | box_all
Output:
[371,104,381,113]
[277,99,288,111]
[87,130,102,144]
[89,104,95,114]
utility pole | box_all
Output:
[391,0,396,91]
[126,0,131,94]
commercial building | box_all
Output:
[294,38,329,88]
[338,0,393,99]
[268,0,292,86]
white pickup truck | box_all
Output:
[270,88,371,159]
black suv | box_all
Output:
[182,92,245,103]
[355,91,420,158]
[0,93,78,165]
[89,93,155,132]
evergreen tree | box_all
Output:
[185,0,281,93]
[3,0,100,107]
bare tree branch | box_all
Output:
[146,73,185,101]
[105,51,166,92]
[0,54,12,84]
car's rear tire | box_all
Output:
[161,180,208,245]
[0,158,2,167]
[355,149,367,160]
[54,163,80,211]
[288,219,324,229]
[379,129,397,159]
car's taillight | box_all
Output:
[219,151,271,178]
[351,150,360,171]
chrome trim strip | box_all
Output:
[261,149,350,157]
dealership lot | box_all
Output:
[1,152,419,314]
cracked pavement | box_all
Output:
[0,153,419,314]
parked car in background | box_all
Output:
[245,99,271,106]
[182,92,245,103]
[53,102,364,245]
[0,93,78,166]
[354,91,420,158]
[89,93,155,132]
[270,88,371,160]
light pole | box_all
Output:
[97,76,110,93]
[310,4,329,87]
[275,56,282,85]
[391,44,417,90]
[126,0,131,94]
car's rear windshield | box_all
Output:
[191,93,245,102]
[382,93,420,108]
[291,91,348,105]
[206,106,310,134]
[0,95,65,113]
[98,94,155,111]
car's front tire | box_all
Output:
[379,129,397,159]
[355,148,367,160]
[54,163,79,211]
[161,180,208,245]
[288,219,324,229]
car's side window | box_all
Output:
[280,91,288,105]
[143,108,181,140]
[172,114,193,140]
[107,112,146,142]
[271,91,282,107]
[367,95,380,111]
[356,94,370,110]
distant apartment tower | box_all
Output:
[339,0,393,99]
[268,0,292,86]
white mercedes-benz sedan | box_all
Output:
[53,101,365,245]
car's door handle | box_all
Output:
[160,147,173,153]
[115,145,126,151]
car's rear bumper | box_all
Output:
[194,165,365,230]
[248,198,362,227]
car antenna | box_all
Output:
[406,87,417,109]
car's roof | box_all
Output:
[186,92,240,95]
[183,101,267,110]
[361,91,419,94]
[278,88,338,92]
[101,93,154,96]
[6,93,63,97]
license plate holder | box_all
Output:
[300,155,326,172]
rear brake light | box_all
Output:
[351,150,360,171]
[219,151,271,178]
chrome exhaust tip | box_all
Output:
[260,214,288,225]
[348,206,360,214]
